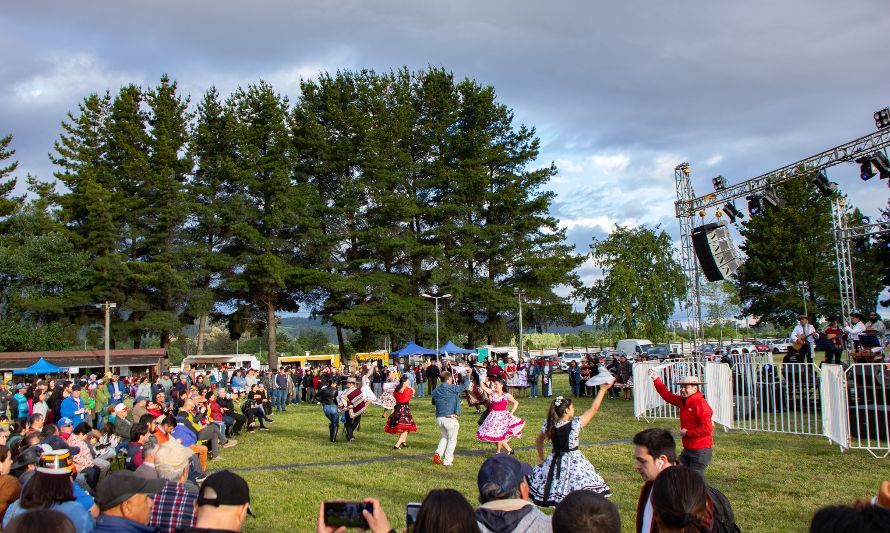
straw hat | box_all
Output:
[679,375,704,386]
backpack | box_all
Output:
[707,485,741,533]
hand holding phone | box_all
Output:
[405,502,421,533]
[322,501,372,529]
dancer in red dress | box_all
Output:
[384,376,417,449]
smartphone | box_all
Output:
[323,501,372,529]
[405,502,421,533]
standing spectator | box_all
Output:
[0,382,10,422]
[149,440,198,533]
[415,365,426,398]
[273,368,289,413]
[615,355,633,400]
[568,362,581,398]
[92,471,165,532]
[527,360,540,399]
[12,385,28,425]
[93,381,110,429]
[541,362,553,397]
[31,390,49,420]
[181,470,252,533]
[302,371,314,403]
[60,386,87,428]
[106,376,125,406]
[648,370,713,476]
[475,455,551,533]
[426,362,441,394]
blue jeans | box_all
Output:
[272,389,286,411]
[529,380,538,398]
[293,385,301,404]
[323,404,339,440]
[416,382,425,397]
[571,381,580,397]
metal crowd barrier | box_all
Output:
[635,359,890,457]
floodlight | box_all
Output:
[712,175,727,191]
[760,190,786,209]
[746,195,762,216]
[722,202,744,223]
[811,170,837,197]
[875,107,890,130]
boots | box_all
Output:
[330,425,338,442]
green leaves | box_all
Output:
[580,225,686,339]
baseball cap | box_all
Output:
[113,403,128,414]
[58,417,74,428]
[155,440,193,479]
[477,455,533,496]
[197,470,254,515]
[96,471,165,511]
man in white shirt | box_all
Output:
[790,314,817,363]
[845,310,867,351]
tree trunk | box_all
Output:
[266,300,278,369]
[336,325,346,361]
[161,331,171,350]
[196,314,207,355]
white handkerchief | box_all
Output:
[586,366,616,387]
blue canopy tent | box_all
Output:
[438,340,475,355]
[390,342,436,358]
[13,357,68,375]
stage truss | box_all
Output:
[675,128,890,344]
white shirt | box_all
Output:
[844,321,866,341]
[641,494,654,533]
[791,324,816,344]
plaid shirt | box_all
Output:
[148,481,197,533]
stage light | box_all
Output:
[722,202,744,223]
[712,175,727,191]
[875,107,890,130]
[760,190,786,209]
[811,170,837,196]
[746,195,762,216]
[857,152,890,181]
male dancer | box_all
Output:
[647,369,713,476]
[338,376,366,442]
[431,367,471,466]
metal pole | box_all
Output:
[518,292,524,358]
[435,297,440,363]
[104,302,111,374]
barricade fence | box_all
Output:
[634,360,890,457]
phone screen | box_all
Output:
[405,502,421,533]
[324,501,372,528]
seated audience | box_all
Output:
[4,508,75,533]
[475,455,551,533]
[149,440,198,532]
[552,491,620,533]
[183,470,253,533]
[134,439,159,480]
[0,444,21,522]
[413,488,479,533]
[91,471,165,532]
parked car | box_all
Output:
[768,338,792,353]
[615,339,653,359]
[646,344,676,360]
[747,340,770,353]
[559,351,585,371]
[597,349,633,363]
[727,343,756,356]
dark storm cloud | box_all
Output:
[2,0,889,275]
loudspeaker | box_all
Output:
[692,222,741,282]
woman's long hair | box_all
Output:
[651,465,713,533]
[19,471,75,509]
[413,489,480,533]
[544,396,573,440]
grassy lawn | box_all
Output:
[210,374,885,532]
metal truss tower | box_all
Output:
[674,163,703,351]
[831,197,857,319]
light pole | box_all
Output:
[96,302,117,374]
[514,288,526,359]
[421,293,452,362]
[797,281,810,317]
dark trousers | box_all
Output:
[680,447,713,477]
[427,377,438,394]
[825,346,843,365]
[197,425,221,457]
[226,413,246,436]
[344,414,360,440]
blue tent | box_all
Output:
[439,340,475,355]
[13,357,68,375]
[390,341,436,357]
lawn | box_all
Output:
[209,374,885,532]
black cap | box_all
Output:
[11,445,43,470]
[96,471,165,511]
[198,470,253,515]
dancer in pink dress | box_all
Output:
[475,377,525,455]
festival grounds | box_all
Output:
[207,374,884,532]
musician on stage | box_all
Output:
[822,316,845,365]
[865,311,886,335]
[844,310,867,352]
[790,314,817,363]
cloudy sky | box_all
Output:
[3,1,890,317]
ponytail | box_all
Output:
[545,396,572,440]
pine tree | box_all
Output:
[0,134,22,219]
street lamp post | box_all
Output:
[421,293,452,362]
[797,281,810,317]
[514,288,526,359]
[96,302,117,374]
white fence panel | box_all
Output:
[633,360,663,419]
[731,362,822,436]
[820,364,849,450]
[845,363,890,458]
[705,362,733,430]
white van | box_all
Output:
[615,339,653,359]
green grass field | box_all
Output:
[209,375,885,532]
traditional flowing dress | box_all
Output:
[514,363,529,388]
[375,381,397,410]
[384,387,417,433]
[505,363,518,387]
[476,393,524,442]
[361,374,378,403]
[529,417,610,507]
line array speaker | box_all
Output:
[692,222,741,282]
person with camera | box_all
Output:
[316,498,393,533]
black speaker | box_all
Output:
[692,222,741,281]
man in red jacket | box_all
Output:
[648,369,713,475]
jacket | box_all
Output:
[476,500,552,533]
[636,480,656,533]
[92,514,156,532]
[653,378,713,450]
[431,380,469,417]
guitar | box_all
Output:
[791,328,823,351]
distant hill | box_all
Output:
[278,316,338,341]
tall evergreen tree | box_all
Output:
[0,134,22,219]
